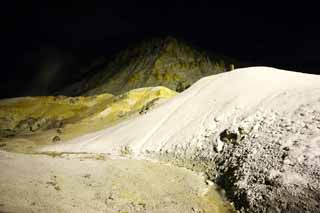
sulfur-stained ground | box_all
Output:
[0,87,177,153]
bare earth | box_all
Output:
[0,151,230,213]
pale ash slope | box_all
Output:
[42,67,320,155]
[42,67,320,212]
[60,37,230,96]
[0,151,229,213]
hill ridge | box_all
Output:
[59,36,232,96]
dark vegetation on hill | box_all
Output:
[57,37,240,96]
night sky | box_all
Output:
[2,2,320,97]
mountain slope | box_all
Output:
[59,37,233,96]
[42,67,320,212]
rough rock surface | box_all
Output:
[212,102,320,212]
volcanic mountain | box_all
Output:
[59,37,235,96]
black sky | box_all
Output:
[1,1,320,97]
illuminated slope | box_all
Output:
[41,67,320,212]
[44,66,320,155]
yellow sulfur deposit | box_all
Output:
[0,87,176,153]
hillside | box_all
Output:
[59,37,234,96]
[42,67,320,212]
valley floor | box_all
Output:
[0,150,230,213]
